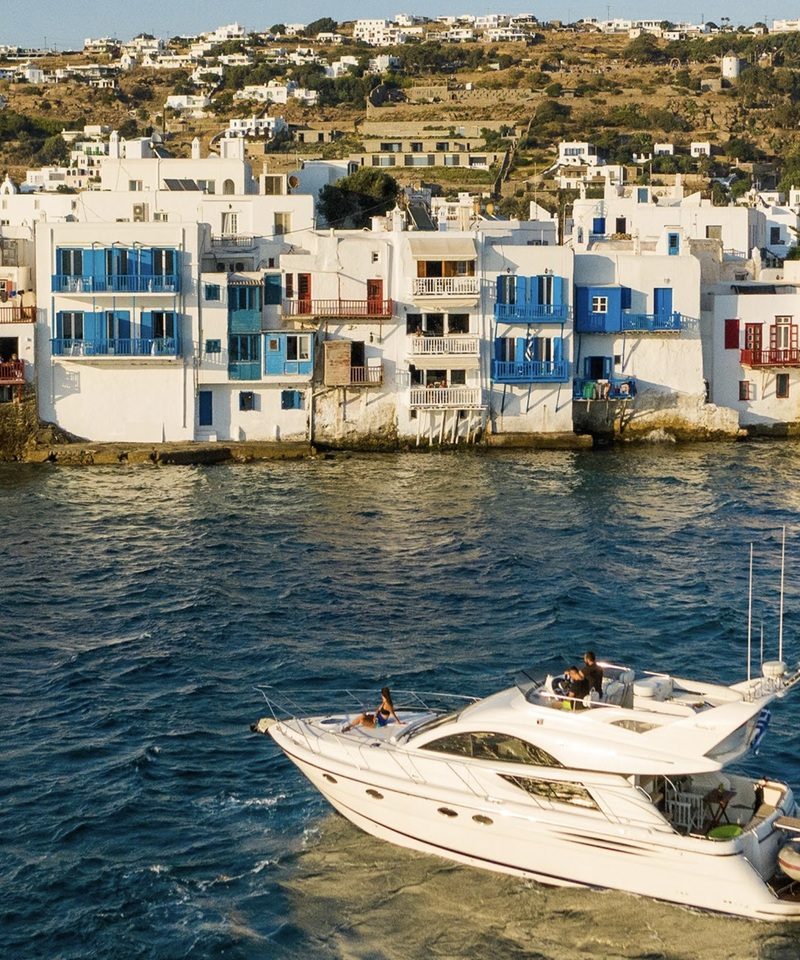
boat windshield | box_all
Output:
[403,710,460,742]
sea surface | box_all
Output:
[3,445,800,960]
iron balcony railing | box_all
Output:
[412,277,479,297]
[621,311,682,333]
[211,234,255,247]
[408,335,479,356]
[0,305,35,323]
[573,376,637,400]
[282,298,393,319]
[228,360,262,380]
[494,302,570,323]
[575,312,614,333]
[741,348,800,368]
[409,386,484,409]
[50,338,179,357]
[492,359,569,383]
[0,359,24,383]
[52,274,180,294]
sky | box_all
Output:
[0,0,790,49]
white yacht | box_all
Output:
[254,660,800,920]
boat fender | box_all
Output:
[250,717,277,735]
[778,840,800,882]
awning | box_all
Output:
[227,277,263,286]
[408,237,477,261]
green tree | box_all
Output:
[318,169,399,228]
[623,34,666,65]
[305,17,338,36]
[270,23,286,35]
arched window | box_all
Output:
[222,179,235,195]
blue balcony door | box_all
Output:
[199,390,213,427]
[653,287,673,318]
[105,310,131,340]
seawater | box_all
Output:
[3,446,800,960]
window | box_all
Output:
[205,338,221,354]
[371,251,380,263]
[152,312,175,339]
[420,731,562,767]
[204,283,221,301]
[668,232,680,255]
[60,249,83,276]
[286,334,310,361]
[591,296,608,314]
[450,369,466,385]
[154,212,168,222]
[239,391,255,411]
[285,274,294,299]
[274,212,292,236]
[739,380,752,401]
[772,317,797,351]
[222,178,235,195]
[497,274,516,304]
[281,389,303,409]
[406,313,422,335]
[128,180,143,191]
[221,211,238,235]
[592,216,606,235]
[61,311,84,340]
[777,373,790,398]
[152,249,176,276]
[499,775,598,810]
[724,318,739,350]
[264,274,282,306]
[705,225,722,241]
[771,227,782,245]
[229,334,260,362]
[448,313,469,334]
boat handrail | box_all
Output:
[255,685,478,723]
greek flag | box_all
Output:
[752,708,771,754]
[524,332,535,362]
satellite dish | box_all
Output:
[288,175,300,189]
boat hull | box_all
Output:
[276,733,800,922]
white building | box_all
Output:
[353,19,408,45]
[690,141,712,158]
[557,142,603,168]
[225,116,289,140]
[165,94,211,116]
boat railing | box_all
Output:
[255,686,477,724]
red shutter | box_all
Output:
[770,324,777,350]
[724,318,739,350]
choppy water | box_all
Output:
[3,445,800,960]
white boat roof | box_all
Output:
[412,668,796,776]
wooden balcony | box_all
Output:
[347,364,383,386]
[282,298,393,320]
[0,305,35,323]
[408,335,479,357]
[0,359,24,384]
[741,349,800,368]
[410,386,484,409]
[412,277,479,298]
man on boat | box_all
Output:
[583,651,604,699]
[564,666,592,708]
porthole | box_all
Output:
[472,814,493,825]
[323,773,337,783]
[437,807,458,817]
[366,789,384,799]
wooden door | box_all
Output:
[367,279,383,312]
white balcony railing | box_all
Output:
[412,277,480,297]
[409,335,479,356]
[410,386,484,409]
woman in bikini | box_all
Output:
[342,687,403,732]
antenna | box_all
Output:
[779,525,786,663]
[747,543,754,682]
[760,621,764,668]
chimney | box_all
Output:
[191,137,201,160]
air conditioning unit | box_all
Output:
[133,203,149,222]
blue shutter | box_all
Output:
[553,337,563,362]
[552,276,563,307]
[515,275,526,307]
[494,337,504,361]
[515,337,526,363]
[138,247,153,275]
[140,310,153,340]
[621,286,632,310]
[495,275,505,305]
[264,274,282,305]
[56,311,64,338]
[603,356,612,379]
[592,217,606,235]
[117,311,131,339]
[583,357,593,378]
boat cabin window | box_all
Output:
[420,731,562,767]
[500,774,598,810]
[611,719,659,734]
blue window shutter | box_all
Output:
[496,275,505,304]
[494,337,504,361]
[140,311,153,339]
[553,337,563,362]
[264,274,282,305]
[552,276,563,306]
[584,356,593,378]
[592,217,605,235]
[139,247,153,274]
[515,337,526,363]
[603,356,612,378]
[56,311,64,338]
[515,275,526,306]
[621,286,631,310]
[118,311,131,339]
